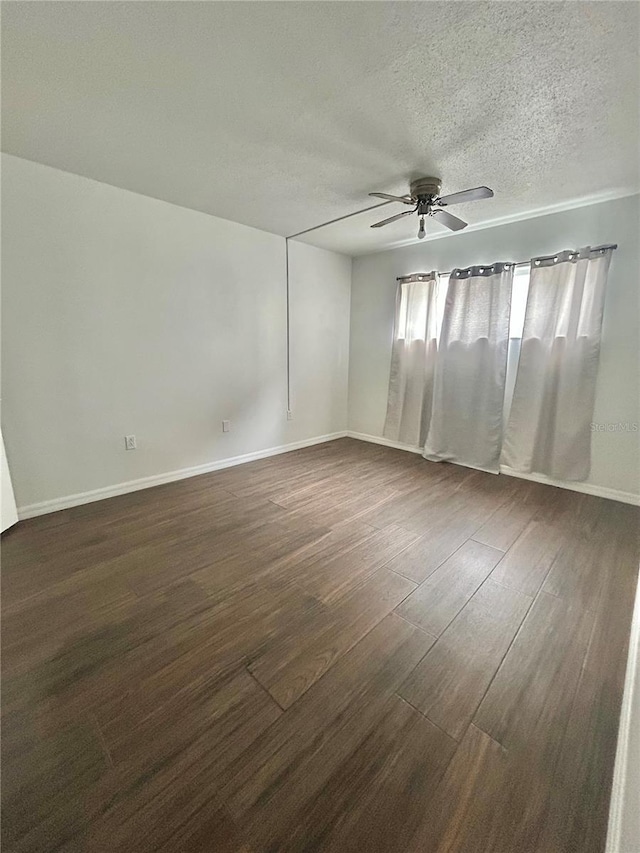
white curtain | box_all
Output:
[502,246,612,480]
[383,274,438,447]
[424,263,513,473]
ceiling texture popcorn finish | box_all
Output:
[2,2,638,255]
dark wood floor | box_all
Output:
[2,438,638,852]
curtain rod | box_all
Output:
[396,244,618,281]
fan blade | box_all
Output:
[437,186,494,206]
[370,210,414,228]
[368,192,414,205]
[431,209,468,231]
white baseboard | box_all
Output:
[606,569,640,853]
[346,431,423,455]
[17,428,640,518]
[347,431,640,506]
[499,466,640,506]
[17,431,348,520]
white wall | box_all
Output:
[288,241,350,438]
[1,154,351,510]
[349,194,640,497]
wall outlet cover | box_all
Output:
[125,435,137,450]
[222,420,230,433]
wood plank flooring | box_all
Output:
[2,437,638,852]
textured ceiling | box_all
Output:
[2,2,638,256]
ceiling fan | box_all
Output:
[369,177,494,239]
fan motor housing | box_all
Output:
[410,177,442,200]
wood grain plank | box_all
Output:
[535,504,640,853]
[274,477,404,529]
[414,591,598,852]
[79,673,279,852]
[249,569,416,708]
[102,579,320,724]
[382,521,474,585]
[474,591,594,750]
[534,668,623,853]
[472,480,551,551]
[1,488,286,603]
[156,805,252,853]
[399,579,532,739]
[541,497,611,610]
[220,613,435,821]
[263,519,376,585]
[583,504,640,685]
[102,663,280,768]
[407,717,580,853]
[488,517,567,597]
[356,461,470,530]
[399,468,515,537]
[294,523,418,604]
[385,473,515,582]
[395,540,504,636]
[2,721,109,852]
[268,695,457,852]
[406,723,510,853]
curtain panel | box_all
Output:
[383,274,438,447]
[424,263,513,473]
[502,246,613,480]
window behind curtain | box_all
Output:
[396,274,449,341]
[405,267,529,341]
[395,264,530,419]
[504,264,531,422]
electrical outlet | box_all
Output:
[125,435,137,450]
[287,410,293,421]
[222,420,230,433]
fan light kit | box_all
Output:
[369,177,494,239]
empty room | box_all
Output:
[1,2,639,851]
